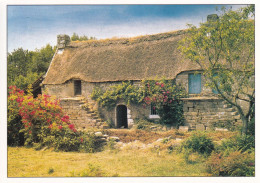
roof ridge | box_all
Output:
[68,29,186,48]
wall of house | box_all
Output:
[43,75,246,130]
[182,98,242,130]
[175,71,214,96]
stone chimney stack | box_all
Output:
[57,34,70,49]
[207,14,219,22]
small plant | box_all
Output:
[48,167,54,174]
[70,164,105,177]
[106,119,115,128]
[218,134,255,154]
[181,131,215,156]
[206,151,255,176]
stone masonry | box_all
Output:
[182,98,242,130]
[60,97,108,129]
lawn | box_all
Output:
[8,130,240,177]
[8,146,210,177]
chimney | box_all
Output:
[57,34,70,49]
[207,14,219,22]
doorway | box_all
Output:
[74,80,82,96]
[116,105,128,128]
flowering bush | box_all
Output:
[142,79,187,126]
[91,79,187,126]
[8,85,77,147]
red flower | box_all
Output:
[29,131,32,134]
[58,125,63,130]
[68,124,75,130]
[48,124,53,129]
[28,102,33,105]
[161,83,164,87]
[47,119,51,123]
[80,137,83,143]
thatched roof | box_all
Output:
[43,30,200,84]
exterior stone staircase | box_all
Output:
[59,96,109,129]
[182,98,242,130]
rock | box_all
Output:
[179,126,189,132]
[196,124,205,131]
[156,138,164,143]
[109,136,120,142]
[95,132,103,137]
[215,128,228,132]
[103,134,109,138]
[175,138,183,142]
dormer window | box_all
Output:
[74,80,82,96]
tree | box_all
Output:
[71,32,97,41]
[178,6,255,135]
[7,44,56,90]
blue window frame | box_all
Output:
[188,73,201,94]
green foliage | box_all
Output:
[8,44,56,90]
[142,79,187,126]
[181,131,215,156]
[135,119,153,130]
[7,115,24,146]
[48,168,54,174]
[91,79,187,126]
[217,135,255,154]
[91,81,143,109]
[70,164,106,177]
[8,85,102,152]
[71,33,97,41]
[178,6,255,135]
[206,151,255,176]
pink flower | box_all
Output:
[68,124,75,130]
[161,83,164,87]
[28,102,33,105]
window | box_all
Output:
[188,73,201,94]
[149,103,160,119]
[74,80,82,96]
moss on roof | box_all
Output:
[43,30,200,84]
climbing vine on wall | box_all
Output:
[91,79,187,126]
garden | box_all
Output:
[7,85,255,177]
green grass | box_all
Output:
[8,147,211,177]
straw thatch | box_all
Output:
[43,30,200,84]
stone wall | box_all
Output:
[43,77,244,130]
[182,98,242,130]
[175,71,214,96]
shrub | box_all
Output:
[206,151,255,176]
[218,135,255,154]
[91,79,187,126]
[8,85,102,152]
[142,79,187,126]
[181,131,215,156]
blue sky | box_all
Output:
[8,4,247,52]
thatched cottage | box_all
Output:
[41,30,243,130]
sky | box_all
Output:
[7,4,247,52]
